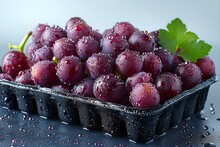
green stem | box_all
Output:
[8,31,32,52]
[8,44,19,49]
[53,57,58,64]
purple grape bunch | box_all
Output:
[0,17,215,109]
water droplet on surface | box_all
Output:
[195,113,208,120]
[206,131,211,136]
[203,125,209,130]
[200,134,206,138]
[78,133,83,137]
[48,126,54,130]
[19,128,26,132]
[28,117,35,121]
[204,142,216,147]
[210,103,215,114]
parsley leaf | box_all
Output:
[159,18,212,62]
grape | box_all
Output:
[0,73,14,81]
[128,31,154,53]
[170,55,184,72]
[149,30,160,48]
[15,69,35,85]
[113,22,135,39]
[72,77,94,97]
[116,50,143,77]
[31,60,59,88]
[93,74,127,103]
[67,21,91,42]
[76,36,101,61]
[25,41,43,67]
[56,56,85,85]
[41,25,67,47]
[90,30,102,41]
[101,33,129,58]
[196,56,215,80]
[86,53,115,79]
[154,48,173,72]
[129,83,160,108]
[31,45,53,64]
[32,23,50,42]
[102,28,113,37]
[125,72,153,93]
[25,40,42,59]
[53,38,77,61]
[175,62,202,90]
[142,52,162,78]
[2,51,28,78]
[65,17,85,31]
[52,84,72,93]
[155,73,182,103]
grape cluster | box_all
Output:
[0,17,216,109]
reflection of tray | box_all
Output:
[0,71,217,143]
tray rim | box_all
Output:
[0,75,218,117]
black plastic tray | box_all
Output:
[0,73,217,143]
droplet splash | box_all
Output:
[210,103,215,115]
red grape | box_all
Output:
[101,33,129,58]
[149,30,160,48]
[128,31,154,53]
[73,77,94,97]
[32,23,50,42]
[155,73,182,103]
[196,56,215,80]
[175,62,202,90]
[52,84,72,93]
[41,25,67,47]
[65,17,85,31]
[154,48,173,72]
[116,50,143,77]
[32,45,53,64]
[170,55,184,72]
[2,51,28,78]
[67,21,91,42]
[0,73,14,81]
[31,60,59,88]
[102,28,113,37]
[113,22,135,39]
[15,69,35,85]
[90,30,102,41]
[86,53,115,79]
[53,38,77,61]
[25,40,42,59]
[142,52,162,78]
[93,74,127,103]
[125,72,153,93]
[56,56,85,85]
[130,83,160,108]
[76,36,101,61]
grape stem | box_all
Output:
[53,57,58,64]
[9,31,32,52]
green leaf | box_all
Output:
[179,40,211,62]
[159,18,212,62]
